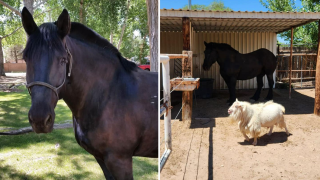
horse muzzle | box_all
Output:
[28,110,55,133]
[202,63,210,71]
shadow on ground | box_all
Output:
[169,88,315,121]
[238,132,292,146]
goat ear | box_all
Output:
[21,7,39,36]
[56,9,71,38]
[236,98,238,102]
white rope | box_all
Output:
[160,79,184,102]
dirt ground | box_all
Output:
[160,88,320,180]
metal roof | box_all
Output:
[160,9,320,33]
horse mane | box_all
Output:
[23,23,65,61]
[208,43,239,53]
[24,22,137,72]
[68,22,137,72]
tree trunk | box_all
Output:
[0,39,6,76]
[146,0,158,72]
[79,0,84,24]
[14,46,17,63]
[23,0,34,15]
[117,0,130,50]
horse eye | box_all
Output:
[60,58,67,65]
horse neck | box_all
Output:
[215,49,224,66]
[61,38,127,117]
[215,48,238,66]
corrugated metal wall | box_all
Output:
[160,31,277,89]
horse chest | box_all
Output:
[73,117,96,154]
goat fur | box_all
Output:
[228,99,289,145]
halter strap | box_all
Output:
[26,44,72,99]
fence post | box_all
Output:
[314,19,320,116]
[161,56,172,150]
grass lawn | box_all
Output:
[0,87,158,179]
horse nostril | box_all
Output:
[45,115,52,127]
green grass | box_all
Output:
[0,87,158,179]
[0,87,72,128]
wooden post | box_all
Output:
[182,17,190,50]
[182,51,193,122]
[314,20,320,116]
[182,17,192,122]
[289,27,293,99]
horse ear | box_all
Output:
[204,41,208,46]
[56,9,71,38]
[21,7,39,36]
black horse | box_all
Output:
[202,42,276,105]
[21,8,158,179]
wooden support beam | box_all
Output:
[182,17,192,122]
[182,90,193,122]
[182,17,190,51]
[181,51,193,122]
[289,27,293,99]
[314,19,320,116]
[182,51,193,78]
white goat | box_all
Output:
[228,99,289,145]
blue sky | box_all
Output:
[160,0,303,11]
[160,0,303,43]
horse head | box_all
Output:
[202,41,218,71]
[22,7,71,133]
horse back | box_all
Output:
[223,48,277,79]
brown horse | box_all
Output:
[202,42,277,105]
[21,7,158,179]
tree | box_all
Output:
[146,0,158,72]
[182,0,232,11]
[259,0,320,44]
[0,0,54,76]
[0,0,149,76]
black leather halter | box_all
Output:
[26,45,73,99]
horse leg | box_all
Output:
[227,77,237,105]
[221,75,231,103]
[104,153,133,180]
[265,73,274,100]
[95,157,115,180]
[250,74,264,101]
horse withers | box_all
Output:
[202,42,277,105]
[21,7,158,179]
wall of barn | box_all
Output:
[160,31,277,89]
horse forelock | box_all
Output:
[23,23,65,62]
[68,22,137,72]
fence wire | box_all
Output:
[160,78,184,102]
[160,103,185,146]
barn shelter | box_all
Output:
[160,9,320,115]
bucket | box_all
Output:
[195,78,214,99]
